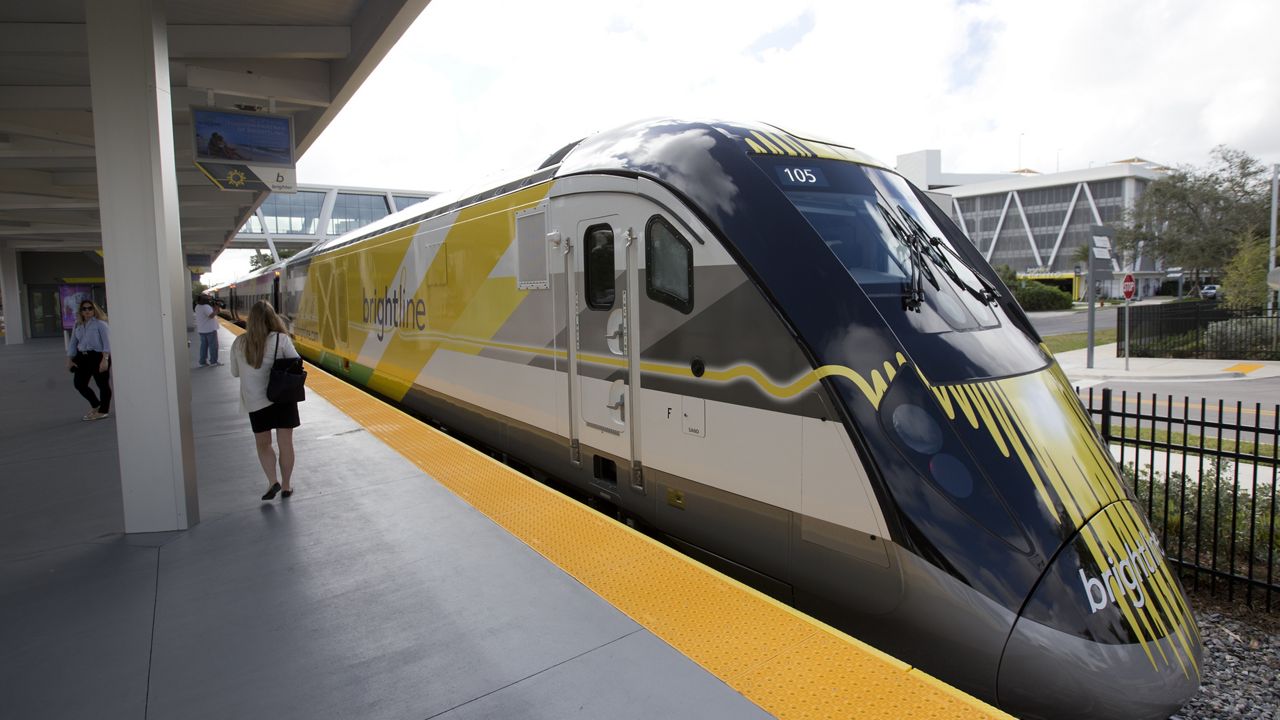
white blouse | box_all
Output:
[229,332,300,414]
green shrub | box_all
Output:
[1204,317,1280,360]
[1011,280,1073,311]
[1123,460,1279,588]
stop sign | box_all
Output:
[1122,273,1136,300]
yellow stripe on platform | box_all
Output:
[229,324,1009,719]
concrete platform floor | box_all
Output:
[0,326,770,719]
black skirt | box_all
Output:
[248,401,300,434]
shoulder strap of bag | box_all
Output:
[273,333,280,360]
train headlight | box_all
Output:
[891,403,943,455]
[876,366,1028,552]
[891,404,972,499]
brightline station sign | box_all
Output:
[190,107,297,193]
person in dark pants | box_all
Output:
[229,301,301,500]
[65,300,112,421]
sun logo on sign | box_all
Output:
[225,168,247,188]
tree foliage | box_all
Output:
[191,279,209,307]
[247,249,299,272]
[1222,232,1271,308]
[1117,146,1271,284]
[994,263,1019,287]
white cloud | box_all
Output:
[294,0,1280,195]
[203,248,259,287]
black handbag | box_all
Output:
[266,334,307,403]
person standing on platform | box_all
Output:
[66,300,112,421]
[229,301,301,501]
[194,295,221,366]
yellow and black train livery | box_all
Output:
[216,119,1199,719]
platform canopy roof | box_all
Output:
[0,0,430,266]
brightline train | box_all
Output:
[213,119,1201,719]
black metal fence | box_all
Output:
[1079,387,1278,611]
[1118,300,1280,360]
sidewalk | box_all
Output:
[0,332,772,720]
[1054,342,1280,383]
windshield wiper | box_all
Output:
[897,208,1003,306]
[875,203,937,311]
[878,201,1001,310]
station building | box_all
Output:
[226,183,436,261]
[898,149,1171,299]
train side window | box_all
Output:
[645,215,693,313]
[584,224,615,310]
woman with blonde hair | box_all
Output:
[65,300,112,421]
[230,301,302,500]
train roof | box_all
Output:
[277,118,888,266]
[558,118,887,174]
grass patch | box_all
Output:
[1044,327,1117,354]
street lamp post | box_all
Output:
[1269,164,1277,313]
[1087,226,1115,370]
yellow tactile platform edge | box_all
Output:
[224,323,1011,719]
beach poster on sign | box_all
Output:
[191,107,295,167]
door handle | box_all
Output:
[606,396,625,410]
[605,327,624,341]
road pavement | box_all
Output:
[1028,306,1118,336]
[1025,296,1180,337]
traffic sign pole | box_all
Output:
[1122,273,1135,371]
[1125,299,1130,371]
[1268,164,1276,313]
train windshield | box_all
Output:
[755,156,1000,334]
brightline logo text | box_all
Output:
[362,281,426,341]
[1079,532,1163,613]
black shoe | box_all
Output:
[281,489,293,498]
[261,483,281,500]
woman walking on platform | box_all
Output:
[229,301,301,500]
[66,300,112,421]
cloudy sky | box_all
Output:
[209,0,1280,281]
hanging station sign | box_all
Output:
[190,107,297,193]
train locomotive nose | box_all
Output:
[997,502,1202,720]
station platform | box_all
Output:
[0,323,1010,720]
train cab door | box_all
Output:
[554,190,645,498]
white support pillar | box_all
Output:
[1012,191,1044,267]
[318,187,339,240]
[0,240,24,344]
[185,268,196,331]
[1046,183,1084,268]
[985,192,1014,262]
[87,0,199,532]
